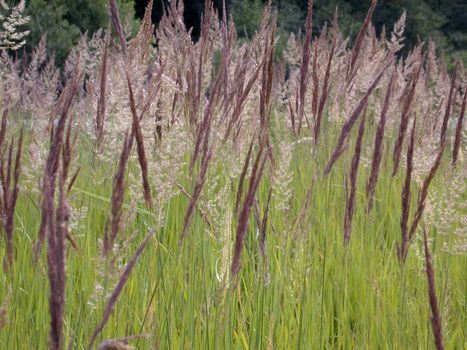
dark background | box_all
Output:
[135,0,228,39]
[135,0,466,62]
[21,0,467,66]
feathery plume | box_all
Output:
[439,61,457,147]
[0,126,24,271]
[397,115,416,261]
[452,87,466,166]
[231,145,270,276]
[314,40,335,142]
[31,63,82,349]
[34,63,82,259]
[324,60,391,175]
[180,148,213,242]
[126,72,153,209]
[0,0,30,50]
[366,71,394,212]
[403,142,446,260]
[95,31,109,151]
[343,110,366,245]
[103,132,131,256]
[108,0,126,55]
[346,0,377,82]
[235,138,255,215]
[311,43,319,119]
[392,60,422,176]
[423,228,444,350]
[296,0,313,134]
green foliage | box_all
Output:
[230,0,466,63]
[18,0,467,65]
[231,0,264,39]
[273,0,304,34]
[25,0,137,66]
[0,128,465,348]
[26,0,80,65]
[313,0,360,37]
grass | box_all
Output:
[0,0,465,348]
[0,130,465,349]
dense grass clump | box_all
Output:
[0,0,465,349]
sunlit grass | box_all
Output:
[0,126,464,349]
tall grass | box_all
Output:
[0,0,465,349]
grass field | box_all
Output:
[0,1,466,349]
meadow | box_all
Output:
[0,0,465,349]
